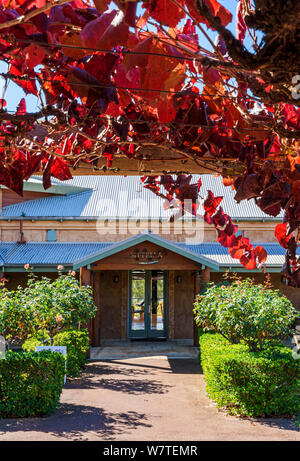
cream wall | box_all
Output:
[0,219,279,243]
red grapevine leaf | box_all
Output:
[81,9,127,49]
[93,0,110,13]
[185,0,232,29]
[43,156,53,190]
[10,61,38,95]
[51,157,73,181]
[217,229,238,248]
[229,236,252,259]
[84,53,120,84]
[143,0,186,28]
[234,174,261,202]
[275,223,291,249]
[212,206,228,227]
[223,218,238,236]
[203,190,223,216]
[254,245,268,264]
[7,0,47,9]
[236,0,247,44]
[240,251,257,270]
[16,98,26,115]
[24,43,45,70]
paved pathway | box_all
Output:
[0,357,299,441]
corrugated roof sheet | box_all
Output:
[0,240,293,268]
[0,242,112,266]
[181,242,291,267]
[0,175,283,220]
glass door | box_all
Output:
[128,270,167,339]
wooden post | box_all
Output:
[92,271,101,346]
[80,267,101,347]
[80,267,92,351]
[121,271,127,340]
[168,271,175,339]
[201,266,210,284]
[193,267,210,346]
[193,271,201,346]
[80,266,91,287]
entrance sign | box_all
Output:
[131,247,167,264]
[0,336,5,359]
[35,346,67,383]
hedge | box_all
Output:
[53,329,89,377]
[0,351,65,418]
[199,333,300,417]
[23,328,90,378]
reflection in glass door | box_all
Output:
[128,270,167,338]
[130,270,146,333]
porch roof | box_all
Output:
[0,234,296,273]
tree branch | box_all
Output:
[194,0,258,70]
[0,0,71,31]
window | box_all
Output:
[46,229,57,242]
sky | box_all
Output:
[0,0,255,114]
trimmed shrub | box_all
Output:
[194,276,298,352]
[0,350,65,418]
[200,333,300,417]
[53,329,90,377]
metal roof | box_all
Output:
[0,242,112,266]
[0,237,293,272]
[180,242,291,267]
[0,175,283,221]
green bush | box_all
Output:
[194,276,298,351]
[22,328,90,378]
[0,350,65,418]
[53,329,90,377]
[199,333,300,417]
[0,271,97,343]
[22,330,51,352]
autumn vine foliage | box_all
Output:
[0,0,299,284]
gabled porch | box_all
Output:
[76,233,213,347]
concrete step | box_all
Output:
[90,344,199,360]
